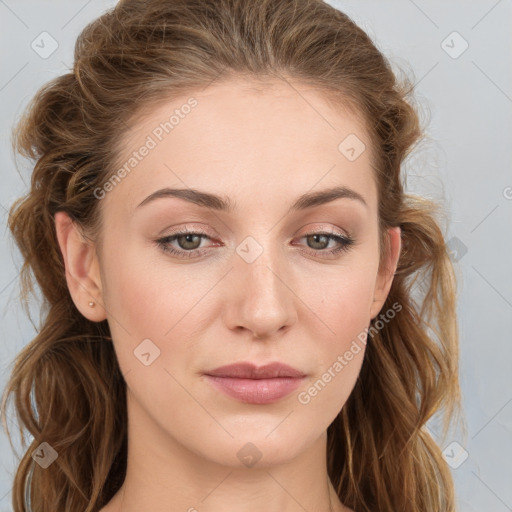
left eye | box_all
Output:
[156,231,211,258]
[156,229,355,259]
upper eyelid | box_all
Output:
[158,221,351,237]
[158,227,350,241]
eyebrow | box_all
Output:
[136,185,367,213]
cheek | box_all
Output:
[292,257,378,414]
[302,256,378,343]
[318,271,374,322]
[100,230,193,327]
[100,241,220,381]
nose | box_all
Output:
[222,240,298,340]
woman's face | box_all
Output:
[72,77,400,468]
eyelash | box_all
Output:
[155,227,355,259]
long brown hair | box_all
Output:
[1,0,465,510]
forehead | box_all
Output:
[104,76,377,216]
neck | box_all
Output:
[101,394,347,512]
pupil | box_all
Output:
[309,234,327,249]
[180,234,199,249]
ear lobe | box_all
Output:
[54,211,106,322]
[370,226,401,319]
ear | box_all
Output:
[370,226,401,319]
[54,211,106,322]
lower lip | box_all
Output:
[204,375,305,404]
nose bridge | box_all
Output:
[225,232,297,338]
[236,230,287,283]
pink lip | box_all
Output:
[204,362,306,404]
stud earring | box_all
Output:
[88,301,96,308]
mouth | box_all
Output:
[203,362,306,404]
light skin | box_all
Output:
[55,76,401,512]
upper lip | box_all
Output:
[204,362,306,379]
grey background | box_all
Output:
[0,1,511,511]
